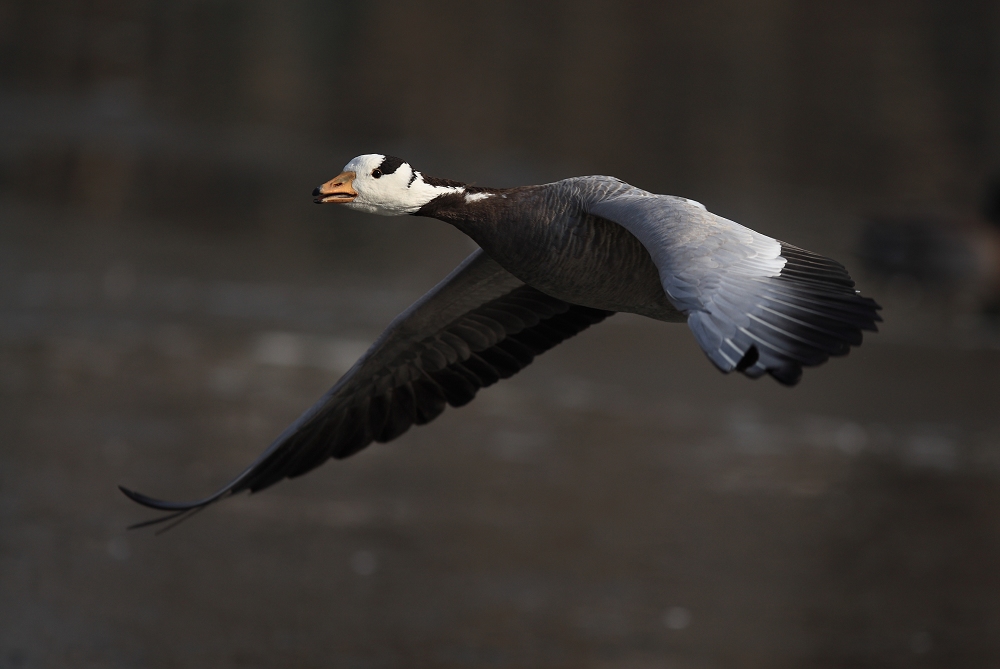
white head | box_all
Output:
[313,154,466,216]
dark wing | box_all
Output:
[120,249,613,517]
[587,187,881,385]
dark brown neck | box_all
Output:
[412,183,512,235]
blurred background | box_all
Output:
[2,1,1000,667]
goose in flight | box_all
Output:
[121,154,881,525]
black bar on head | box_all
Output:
[377,156,405,175]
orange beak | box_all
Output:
[312,171,357,204]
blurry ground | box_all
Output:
[2,188,1000,668]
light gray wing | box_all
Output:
[587,187,881,385]
[121,249,613,519]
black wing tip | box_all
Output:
[694,243,883,387]
[735,345,759,372]
[118,484,160,507]
[126,508,188,531]
[120,485,221,532]
[118,484,209,512]
[722,292,880,386]
[768,364,803,386]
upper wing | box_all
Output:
[587,188,881,385]
[121,249,613,517]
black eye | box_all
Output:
[372,169,382,179]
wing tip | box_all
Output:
[767,363,803,386]
[118,484,214,512]
[119,484,165,508]
[120,484,226,532]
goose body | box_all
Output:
[418,177,685,321]
[122,154,881,524]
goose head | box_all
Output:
[313,154,464,216]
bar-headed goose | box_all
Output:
[122,154,881,525]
